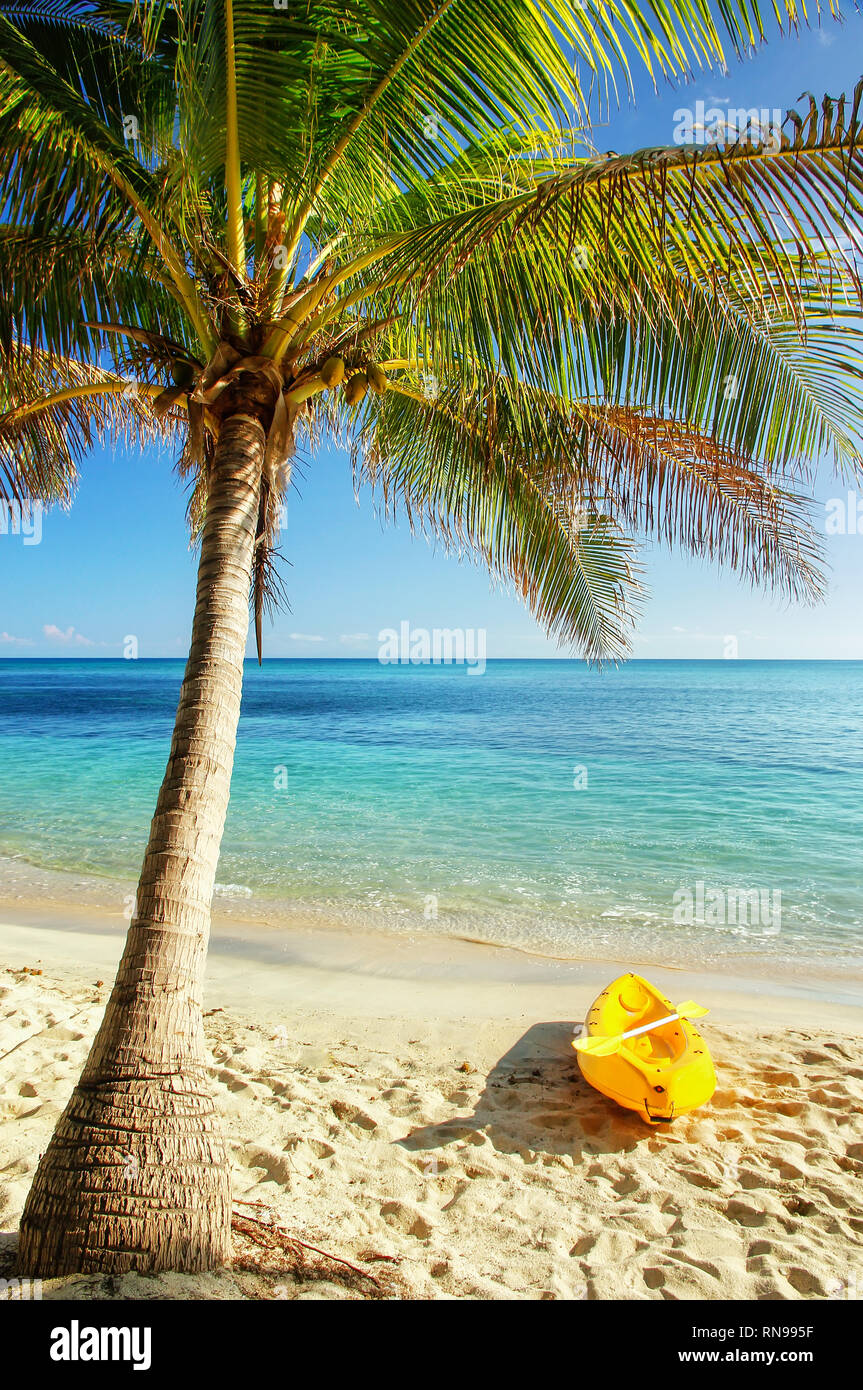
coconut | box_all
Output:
[170,359,196,388]
[321,355,345,387]
[344,373,368,406]
[367,364,388,395]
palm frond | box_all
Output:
[356,374,825,614]
[0,1,858,663]
[0,347,177,505]
[355,380,644,659]
[325,95,863,389]
[0,9,212,348]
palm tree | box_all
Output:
[1,0,861,1276]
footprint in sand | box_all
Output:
[725,1197,769,1226]
[786,1265,830,1296]
[782,1195,816,1216]
[330,1099,377,1131]
[761,1151,806,1180]
[45,1025,86,1042]
[532,1109,575,1129]
[379,1200,433,1240]
[612,1174,640,1196]
[762,1070,803,1087]
[215,1066,270,1098]
[462,1162,495,1179]
[771,1100,807,1118]
[288,1136,336,1161]
[241,1145,294,1186]
[808,1086,850,1108]
[765,1127,816,1148]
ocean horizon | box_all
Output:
[3,657,863,662]
[1,657,861,972]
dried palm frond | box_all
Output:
[0,345,178,506]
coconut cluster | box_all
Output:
[320,357,388,405]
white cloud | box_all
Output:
[43,624,95,647]
[339,632,370,643]
[815,28,835,46]
[288,632,324,642]
[0,631,34,645]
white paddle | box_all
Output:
[573,1000,709,1059]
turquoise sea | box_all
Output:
[0,659,861,969]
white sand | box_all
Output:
[1,910,862,1300]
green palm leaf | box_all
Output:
[358,380,644,659]
[0,0,860,660]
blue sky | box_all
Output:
[2,14,862,660]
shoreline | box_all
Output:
[3,900,863,1033]
[2,850,862,1000]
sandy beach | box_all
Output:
[4,0,863,1330]
[1,902,862,1301]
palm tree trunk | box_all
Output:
[18,407,265,1276]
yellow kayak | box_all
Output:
[574,972,716,1123]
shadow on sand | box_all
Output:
[399,1020,654,1161]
